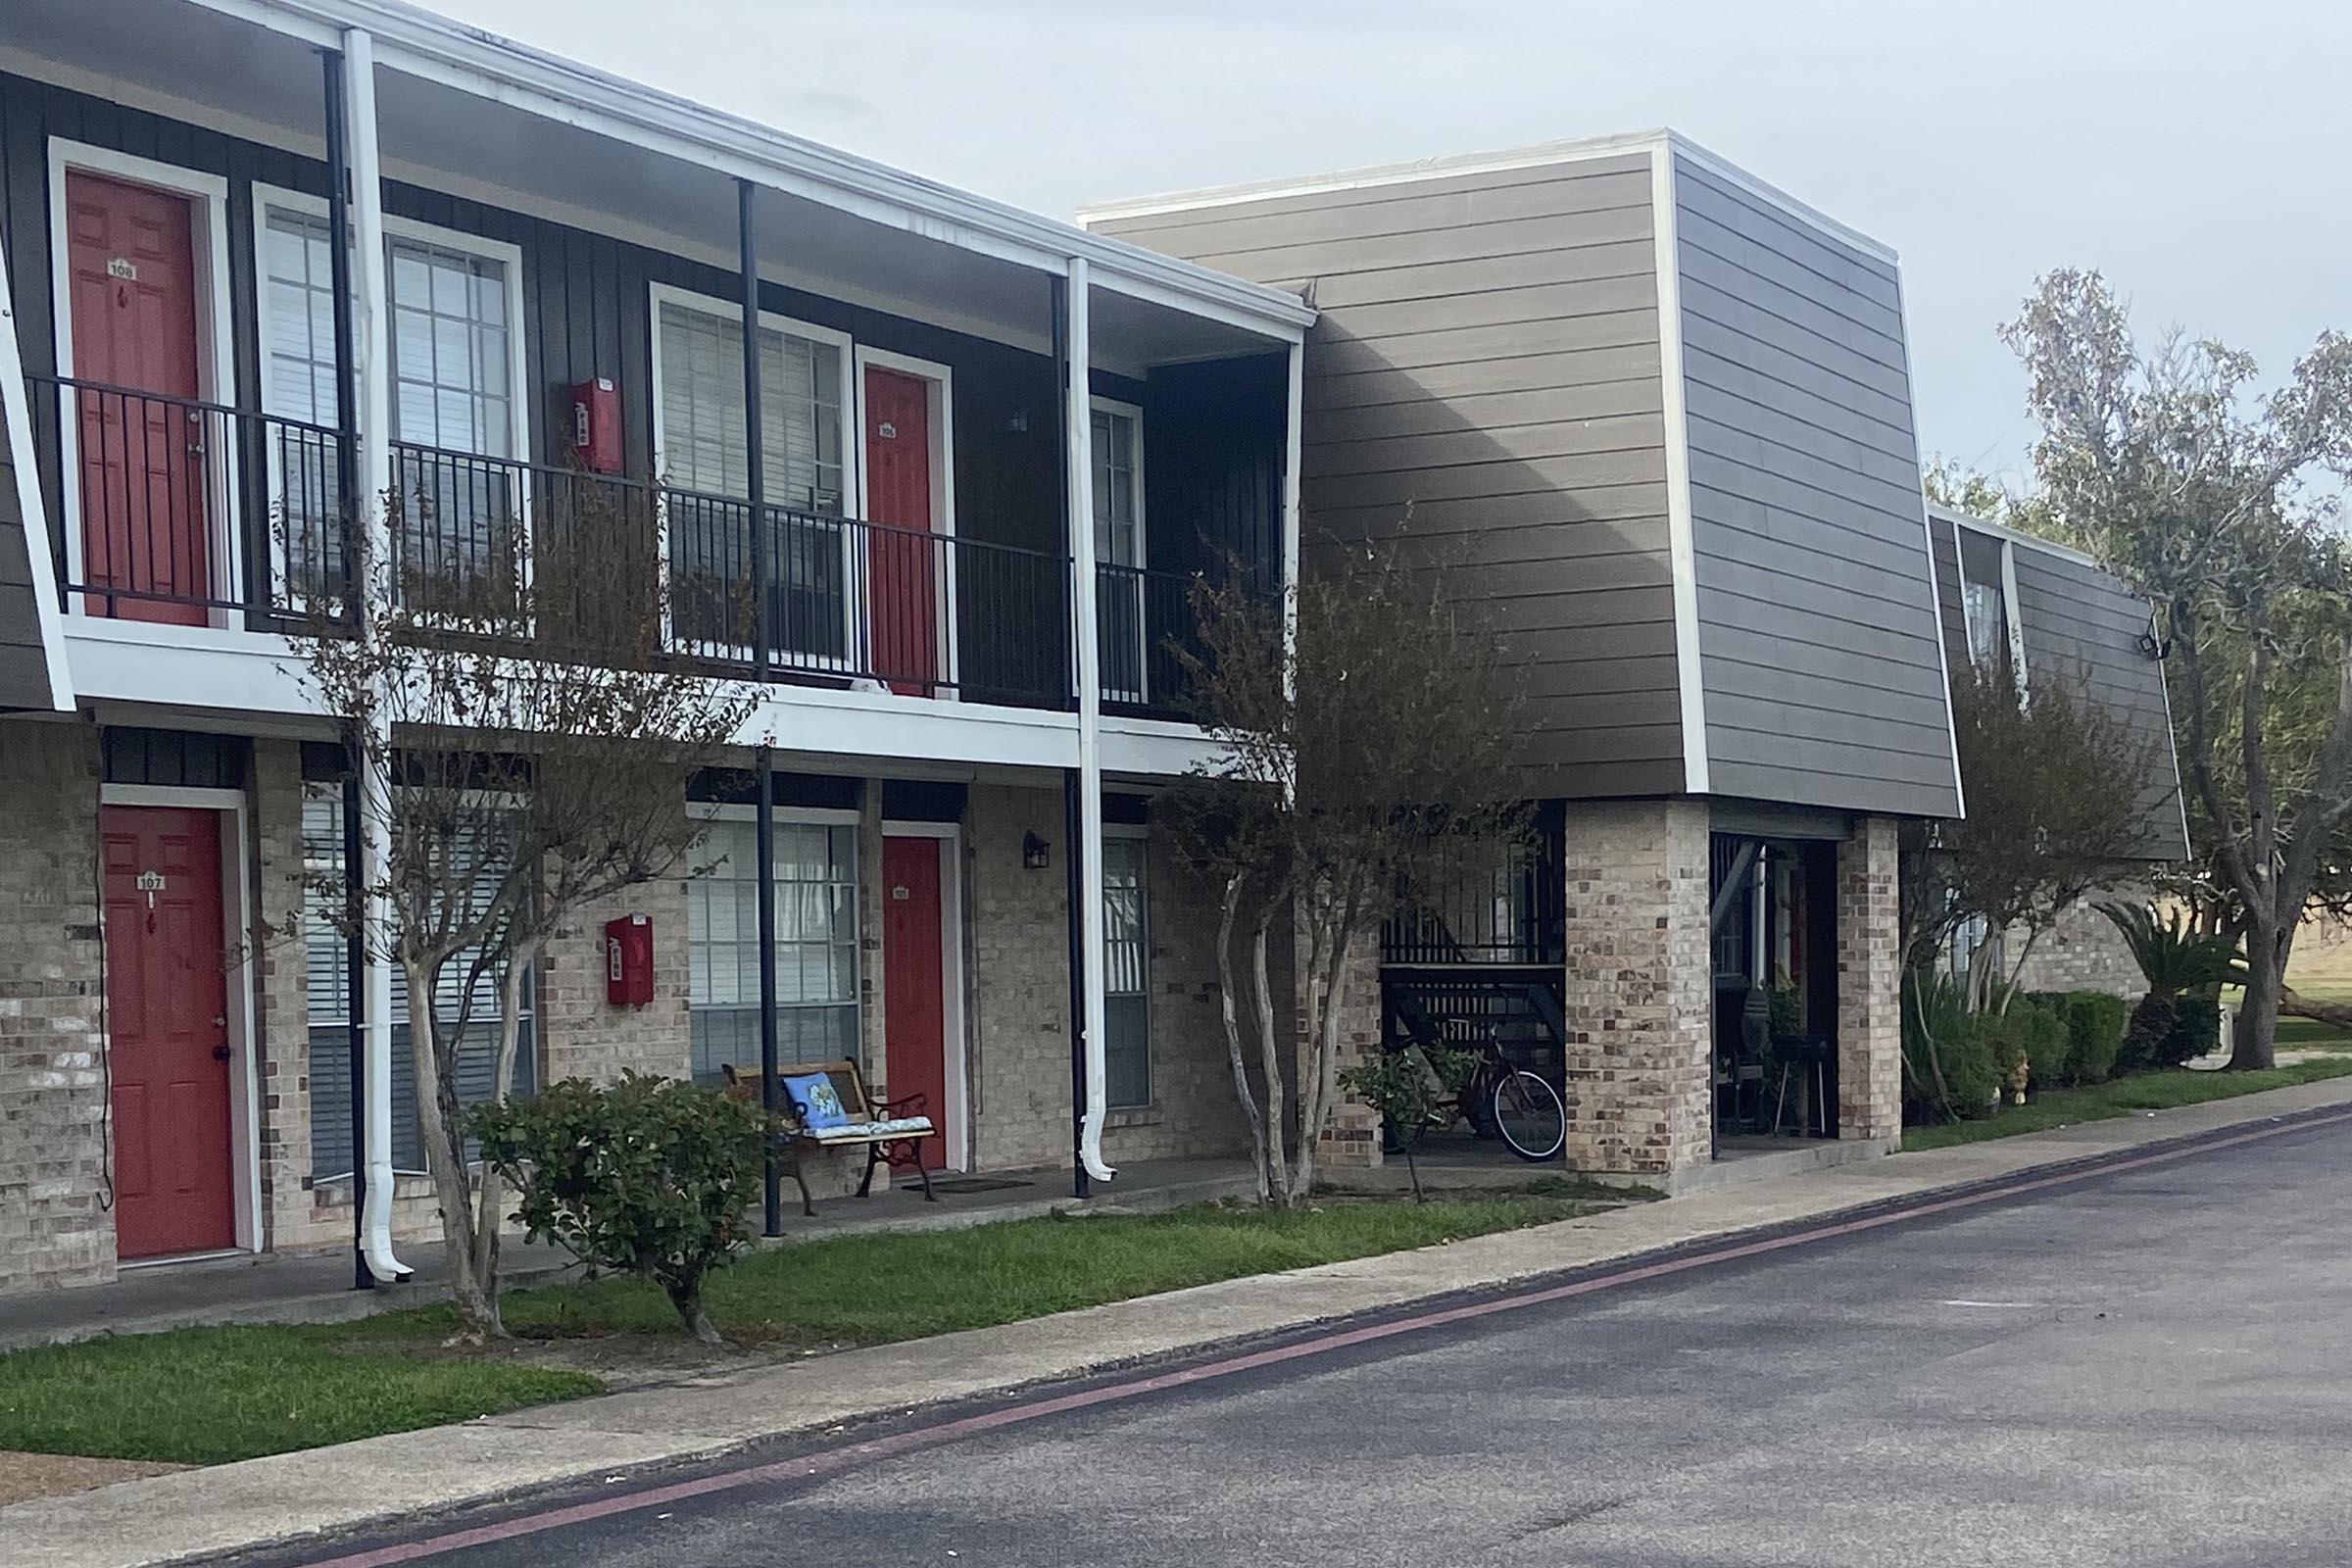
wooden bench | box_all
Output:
[721,1058,938,1216]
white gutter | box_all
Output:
[346,27,409,1284]
[1065,257,1113,1185]
[185,0,1312,338]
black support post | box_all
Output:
[323,47,372,1293]
[741,179,784,1236]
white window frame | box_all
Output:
[1955,523,2031,702]
[854,345,959,697]
[683,802,865,1082]
[647,281,858,668]
[47,139,243,623]
[252,184,532,614]
[1091,395,1148,704]
[1102,822,1152,1110]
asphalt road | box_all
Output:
[258,1118,2352,1567]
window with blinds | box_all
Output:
[685,817,860,1084]
[656,301,844,512]
[657,299,849,659]
[1104,833,1151,1108]
[388,237,519,609]
[1094,404,1147,704]
[259,209,347,598]
[302,784,536,1182]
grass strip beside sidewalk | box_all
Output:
[1901,1057,2352,1152]
[0,1197,1578,1468]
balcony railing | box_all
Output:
[31,372,343,623]
[30,374,1218,716]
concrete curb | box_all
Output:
[9,1075,2352,1568]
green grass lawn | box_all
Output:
[0,1197,1579,1467]
[1902,1056,2352,1152]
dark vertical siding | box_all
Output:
[1928,511,1968,671]
[1672,151,1959,817]
[1096,152,1684,798]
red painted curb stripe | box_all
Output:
[293,1107,2352,1566]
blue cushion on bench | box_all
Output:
[783,1072,850,1130]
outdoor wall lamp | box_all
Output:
[1023,831,1052,870]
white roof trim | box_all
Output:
[1079,127,1897,268]
[181,0,1312,337]
[1926,502,2103,571]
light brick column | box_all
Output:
[250,739,316,1253]
[1836,814,1902,1143]
[0,721,114,1295]
[1558,799,1713,1177]
[1301,914,1383,1169]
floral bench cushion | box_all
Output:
[803,1115,935,1143]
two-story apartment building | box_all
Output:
[1091,133,2183,1185]
[0,0,1311,1294]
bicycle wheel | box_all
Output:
[1491,1069,1565,1162]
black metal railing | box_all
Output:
[1097,563,1202,712]
[31,372,344,621]
[663,492,1072,705]
[1383,814,1567,966]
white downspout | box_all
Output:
[346,26,409,1283]
[1065,256,1113,1184]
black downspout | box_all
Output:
[1052,272,1089,1200]
[741,179,783,1236]
[323,47,372,1293]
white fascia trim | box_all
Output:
[1080,125,1897,269]
[1997,535,2031,703]
[2151,614,2193,858]
[0,244,72,710]
[182,0,1312,338]
[1895,306,1966,819]
[1080,128,1676,222]
[1651,143,1709,796]
[1926,501,2104,571]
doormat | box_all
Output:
[926,1176,1037,1196]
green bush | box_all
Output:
[2021,1001,2072,1091]
[2121,988,2180,1073]
[473,1072,768,1344]
[1975,1006,2033,1104]
[2064,992,2128,1085]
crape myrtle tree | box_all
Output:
[1905,656,2163,1012]
[1163,541,1528,1208]
[2003,269,2352,1068]
[294,476,757,1339]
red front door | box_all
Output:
[102,807,237,1258]
[882,835,949,1169]
[863,367,938,694]
[64,171,212,625]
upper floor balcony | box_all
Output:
[0,0,1308,756]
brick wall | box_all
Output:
[537,786,693,1087]
[965,782,1249,1174]
[1559,799,1714,1176]
[0,721,113,1295]
[1837,816,1903,1144]
[2009,885,2149,999]
[1301,914,1383,1169]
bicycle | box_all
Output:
[1380,1027,1566,1163]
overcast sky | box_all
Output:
[443,0,2344,486]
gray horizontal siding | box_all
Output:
[2009,541,2188,861]
[1097,150,1683,799]
[1672,153,1958,818]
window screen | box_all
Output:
[685,817,860,1084]
[1103,833,1151,1108]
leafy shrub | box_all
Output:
[2168,991,2224,1065]
[2121,989,2180,1073]
[474,1072,768,1343]
[2020,1000,2072,1091]
[1976,1007,2034,1105]
[2062,992,2128,1085]
[1902,969,2001,1122]
[1341,1045,1476,1200]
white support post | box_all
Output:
[344,26,408,1283]
[1065,257,1113,1184]
[1280,337,1303,724]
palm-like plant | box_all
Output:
[2095,902,2240,1069]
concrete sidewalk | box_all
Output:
[10,1078,2352,1568]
